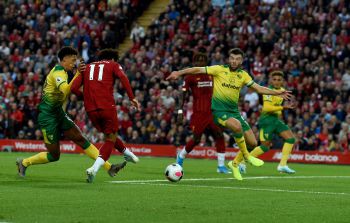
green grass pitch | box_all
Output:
[0,152,349,223]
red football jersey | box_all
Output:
[81,60,134,112]
[183,74,213,113]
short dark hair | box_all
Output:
[229,48,244,57]
[98,49,119,61]
[58,46,78,61]
[270,70,284,78]
[192,52,208,66]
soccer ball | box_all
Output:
[165,163,183,182]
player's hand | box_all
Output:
[130,99,141,111]
[177,110,184,125]
[166,71,181,80]
[283,102,296,110]
[78,59,86,74]
[276,89,293,101]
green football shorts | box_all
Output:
[258,116,290,141]
[212,110,251,132]
[38,104,75,144]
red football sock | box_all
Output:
[185,139,196,153]
[99,140,115,161]
[215,136,225,153]
[114,137,126,153]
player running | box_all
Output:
[176,52,231,174]
[16,47,124,178]
[248,70,296,174]
[167,48,293,180]
[71,49,141,183]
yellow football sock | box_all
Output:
[280,142,294,166]
[233,151,244,167]
[22,152,50,167]
[250,146,265,157]
[234,135,250,158]
[83,143,112,170]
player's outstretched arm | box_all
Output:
[166,67,206,80]
[250,83,293,100]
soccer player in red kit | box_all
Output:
[176,52,231,174]
[71,49,141,183]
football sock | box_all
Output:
[217,152,225,167]
[185,139,196,153]
[123,148,134,157]
[99,140,115,161]
[22,152,50,167]
[233,151,244,167]
[91,157,105,174]
[82,140,112,171]
[250,145,268,157]
[114,137,126,153]
[215,137,225,153]
[179,147,188,159]
[233,133,250,159]
[280,138,295,166]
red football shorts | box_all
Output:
[190,112,221,136]
[87,109,118,134]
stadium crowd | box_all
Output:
[0,0,350,153]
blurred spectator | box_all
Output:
[130,22,145,42]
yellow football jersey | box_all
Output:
[41,65,69,107]
[261,86,285,117]
[206,65,254,112]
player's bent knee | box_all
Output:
[248,140,258,148]
[285,138,296,144]
[47,153,60,162]
[228,122,242,133]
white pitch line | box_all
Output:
[127,182,350,196]
[108,176,350,196]
[109,175,350,184]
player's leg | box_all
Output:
[17,111,61,177]
[86,132,126,183]
[62,112,114,172]
[85,110,129,182]
[231,116,264,167]
[93,109,139,164]
[114,137,139,163]
[208,121,231,173]
[177,114,207,166]
[250,127,272,158]
[277,127,296,174]
[213,111,256,180]
[17,143,61,177]
[224,118,247,180]
[176,132,202,166]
